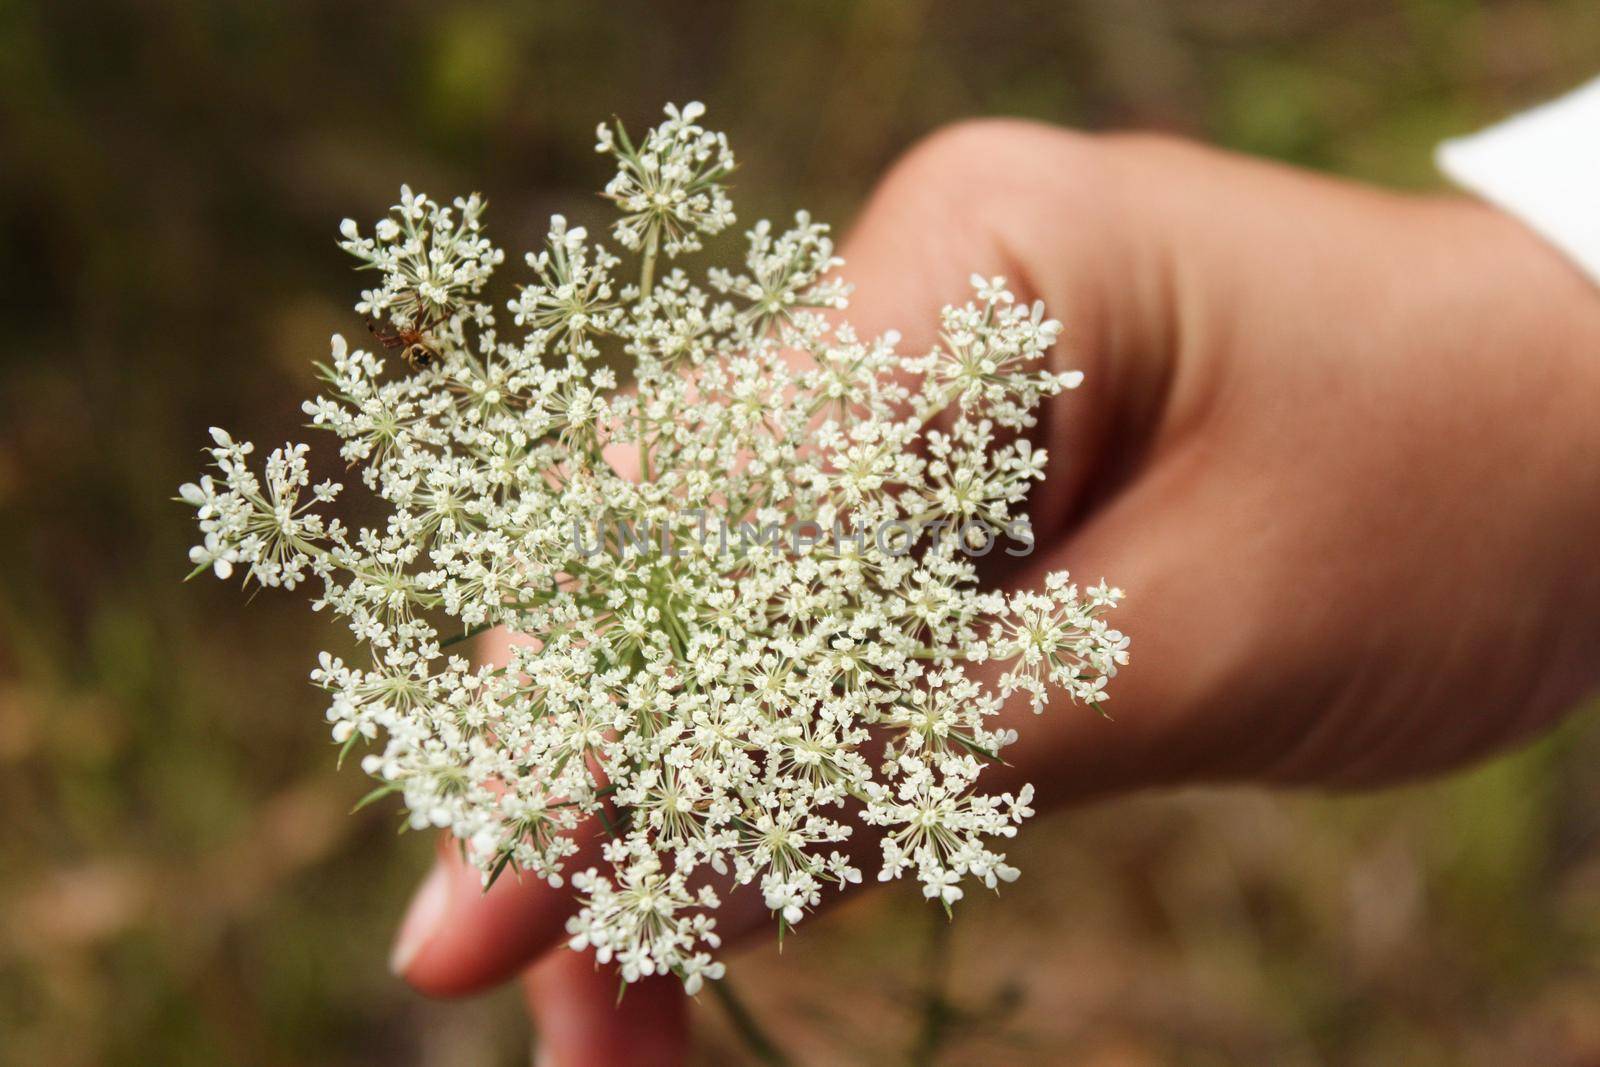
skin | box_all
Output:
[387,123,1600,1065]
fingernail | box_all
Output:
[390,862,452,976]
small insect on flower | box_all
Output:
[365,315,439,372]
[180,101,1128,993]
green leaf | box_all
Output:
[950,732,1011,767]
[335,729,365,770]
[351,780,402,814]
[440,623,492,650]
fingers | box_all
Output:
[524,949,689,1067]
[982,454,1266,806]
[393,820,606,997]
[393,811,860,997]
[827,123,1234,800]
[389,625,603,996]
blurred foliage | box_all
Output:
[2,0,1599,1064]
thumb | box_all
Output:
[525,950,689,1067]
[831,120,1180,543]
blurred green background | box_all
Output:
[3,1,1600,1064]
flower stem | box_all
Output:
[708,972,795,1067]
[639,228,659,301]
[906,907,955,1065]
[637,226,659,482]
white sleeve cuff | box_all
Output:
[1437,76,1600,285]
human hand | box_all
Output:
[387,122,1600,1065]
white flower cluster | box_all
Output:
[596,100,735,261]
[181,103,1128,992]
[338,186,504,331]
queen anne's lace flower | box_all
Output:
[181,102,1128,991]
[596,100,735,263]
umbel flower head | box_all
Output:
[181,102,1128,993]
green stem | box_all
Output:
[637,227,660,482]
[906,908,955,1066]
[708,973,795,1067]
[639,227,659,301]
